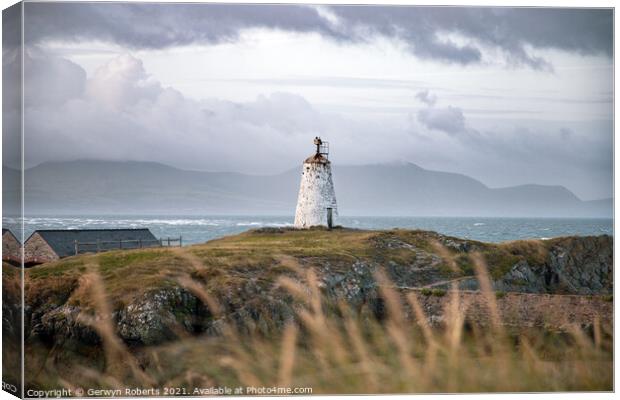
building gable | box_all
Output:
[2,229,22,263]
[24,232,59,264]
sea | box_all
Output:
[2,215,613,245]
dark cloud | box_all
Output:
[23,3,344,49]
[23,4,613,69]
[328,6,612,69]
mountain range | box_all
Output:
[2,160,612,217]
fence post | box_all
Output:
[167,237,170,246]
[139,239,142,248]
[119,239,122,249]
[179,236,182,247]
[74,240,78,256]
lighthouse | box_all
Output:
[294,137,338,229]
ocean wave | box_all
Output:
[236,222,293,227]
[19,217,229,227]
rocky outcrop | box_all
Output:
[30,287,212,346]
[494,236,612,294]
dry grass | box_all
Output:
[21,244,612,395]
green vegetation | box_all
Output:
[420,288,433,296]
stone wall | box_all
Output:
[24,233,59,264]
[413,290,612,330]
[294,162,338,228]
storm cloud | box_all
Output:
[23,3,613,69]
[3,4,613,200]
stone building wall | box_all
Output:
[294,161,338,228]
[24,233,59,264]
[2,231,21,263]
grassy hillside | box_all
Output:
[23,227,610,306]
[3,228,613,393]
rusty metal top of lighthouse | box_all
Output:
[306,136,330,164]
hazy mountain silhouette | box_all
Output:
[2,160,611,217]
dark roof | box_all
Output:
[30,229,159,258]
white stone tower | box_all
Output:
[294,137,338,228]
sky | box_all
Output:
[2,3,614,200]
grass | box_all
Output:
[17,235,613,394]
[419,288,446,297]
[23,248,192,308]
[19,228,562,308]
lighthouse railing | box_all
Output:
[319,142,329,158]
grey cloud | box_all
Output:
[23,4,613,69]
[24,3,344,50]
[416,90,467,135]
[417,106,466,135]
[25,49,87,107]
[328,6,612,69]
[21,53,335,173]
[415,90,437,106]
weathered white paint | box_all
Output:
[294,157,338,228]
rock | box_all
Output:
[32,305,100,345]
[116,287,210,345]
[544,235,613,294]
[493,260,547,293]
[491,235,613,295]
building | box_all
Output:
[24,228,160,265]
[294,137,338,228]
[2,228,21,265]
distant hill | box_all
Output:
[2,160,612,217]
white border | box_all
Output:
[0,1,616,400]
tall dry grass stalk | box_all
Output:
[74,266,155,387]
[36,245,611,394]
